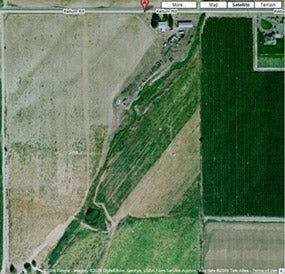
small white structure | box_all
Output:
[158,21,168,32]
[274,33,283,39]
[178,21,194,29]
[169,34,178,43]
[264,39,277,45]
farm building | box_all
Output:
[158,21,168,32]
[178,21,194,29]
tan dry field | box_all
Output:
[204,222,284,273]
[114,107,201,221]
[7,0,161,8]
[5,14,157,268]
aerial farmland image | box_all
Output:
[0,0,284,274]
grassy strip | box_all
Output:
[258,54,284,68]
[81,14,205,217]
[48,220,80,267]
[105,217,200,269]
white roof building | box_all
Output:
[158,21,168,32]
[178,21,194,29]
[274,33,283,39]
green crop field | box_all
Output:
[201,18,284,217]
[55,229,110,271]
[105,217,200,270]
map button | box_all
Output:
[200,2,227,8]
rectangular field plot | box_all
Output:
[105,217,200,270]
[5,14,156,269]
[204,222,284,271]
[201,18,284,217]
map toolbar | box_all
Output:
[161,1,282,9]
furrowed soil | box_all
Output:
[5,14,156,268]
[204,222,284,271]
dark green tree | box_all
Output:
[168,14,174,29]
[9,264,17,274]
[151,13,160,29]
[24,262,32,273]
[85,206,106,230]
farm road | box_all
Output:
[204,216,284,223]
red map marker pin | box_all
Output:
[141,0,149,11]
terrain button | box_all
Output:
[255,2,282,8]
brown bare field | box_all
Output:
[5,14,156,268]
[7,0,161,8]
[204,222,284,272]
[114,106,201,221]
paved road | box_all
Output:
[204,216,285,223]
[0,7,279,14]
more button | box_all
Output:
[161,2,197,8]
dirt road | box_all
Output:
[204,216,284,223]
[1,13,9,274]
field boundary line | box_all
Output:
[204,216,285,223]
[198,14,207,272]
[253,16,258,71]
[255,66,285,71]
